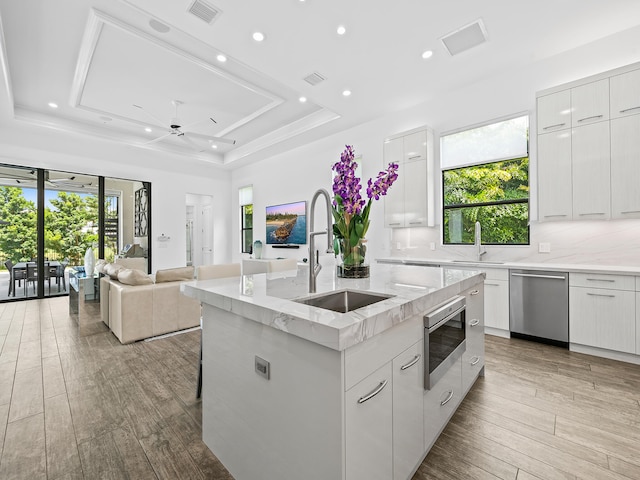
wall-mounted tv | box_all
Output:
[266,201,307,245]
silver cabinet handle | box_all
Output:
[621,210,640,214]
[586,278,615,282]
[470,356,480,366]
[542,123,566,130]
[440,390,454,406]
[469,318,480,327]
[577,114,604,123]
[470,290,480,296]
[544,214,567,218]
[388,222,401,226]
[409,222,423,225]
[587,292,615,298]
[400,354,421,371]
[620,106,640,113]
[485,282,500,286]
[579,212,605,216]
[511,273,566,280]
[408,155,422,160]
[357,380,388,404]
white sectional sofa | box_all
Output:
[99,264,200,344]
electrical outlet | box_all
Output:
[396,242,401,250]
[255,356,270,380]
[429,242,436,251]
[538,242,551,253]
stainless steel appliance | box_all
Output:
[509,269,569,347]
[424,296,466,390]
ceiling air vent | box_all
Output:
[303,72,326,86]
[440,19,488,56]
[188,0,221,24]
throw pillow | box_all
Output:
[95,259,107,274]
[117,268,153,286]
[104,262,125,279]
[155,266,195,283]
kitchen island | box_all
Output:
[182,262,485,480]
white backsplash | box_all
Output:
[389,219,640,267]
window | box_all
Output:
[441,115,529,245]
[239,186,253,253]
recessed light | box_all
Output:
[217,54,227,62]
[211,144,218,149]
[337,25,346,35]
[421,50,434,59]
[48,102,58,109]
[145,127,152,133]
[149,19,170,33]
[299,96,307,103]
[342,90,351,97]
[252,31,265,42]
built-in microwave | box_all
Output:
[424,296,466,390]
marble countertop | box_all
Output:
[182,263,484,351]
[377,257,640,275]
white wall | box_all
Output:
[230,25,640,268]
[0,122,232,272]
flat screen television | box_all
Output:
[266,200,307,245]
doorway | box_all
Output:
[185,194,214,267]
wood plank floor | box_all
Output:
[1,297,639,479]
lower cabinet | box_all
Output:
[463,285,485,392]
[423,357,462,451]
[569,273,636,353]
[345,362,393,480]
[392,341,424,480]
[483,268,510,332]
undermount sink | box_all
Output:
[451,260,504,265]
[294,290,393,313]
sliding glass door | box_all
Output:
[0,163,151,302]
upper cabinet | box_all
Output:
[537,90,571,133]
[383,128,434,228]
[536,62,640,222]
[570,79,610,127]
[610,69,640,120]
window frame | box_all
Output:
[440,114,530,246]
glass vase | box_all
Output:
[336,237,370,278]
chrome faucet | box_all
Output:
[474,221,486,261]
[308,188,334,293]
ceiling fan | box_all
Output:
[133,100,236,152]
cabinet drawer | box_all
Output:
[483,268,508,281]
[569,287,636,353]
[423,357,462,451]
[570,272,635,290]
[345,313,422,390]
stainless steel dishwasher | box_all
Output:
[509,269,569,347]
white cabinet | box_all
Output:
[537,130,572,221]
[423,357,462,451]
[570,79,610,127]
[611,115,640,218]
[571,122,611,219]
[345,362,393,480]
[462,285,485,393]
[569,273,636,354]
[482,268,510,333]
[610,69,640,120]
[537,90,571,133]
[384,129,433,228]
[392,341,424,480]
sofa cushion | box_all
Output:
[104,262,125,279]
[155,266,194,283]
[117,268,154,286]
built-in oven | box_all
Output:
[424,296,466,390]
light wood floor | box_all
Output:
[1,297,639,479]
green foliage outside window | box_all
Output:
[0,186,99,266]
[241,204,253,253]
[443,158,529,244]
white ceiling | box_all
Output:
[1,0,640,168]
